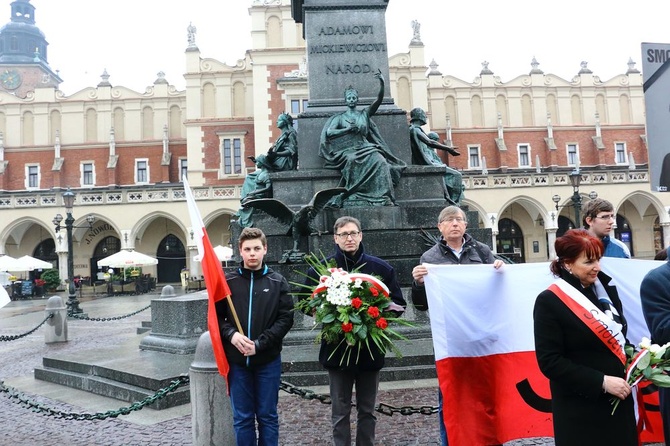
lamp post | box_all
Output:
[552,169,599,230]
[568,169,583,228]
[53,188,94,316]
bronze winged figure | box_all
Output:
[242,187,347,252]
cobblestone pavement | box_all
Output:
[0,293,658,445]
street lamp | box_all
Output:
[552,169,598,230]
[53,188,94,316]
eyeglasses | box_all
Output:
[594,214,615,220]
[335,231,361,240]
[440,217,465,224]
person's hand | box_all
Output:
[493,259,504,269]
[244,342,257,357]
[603,375,632,400]
[412,264,428,285]
[231,332,255,355]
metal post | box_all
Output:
[572,191,581,229]
[65,211,82,315]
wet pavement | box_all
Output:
[0,291,657,445]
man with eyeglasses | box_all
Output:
[582,198,630,258]
[304,216,405,446]
[411,205,503,445]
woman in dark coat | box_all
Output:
[533,229,637,445]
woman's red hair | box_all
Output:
[550,229,604,276]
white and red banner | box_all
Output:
[183,176,231,382]
[424,258,664,445]
[0,285,9,309]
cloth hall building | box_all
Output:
[0,0,665,285]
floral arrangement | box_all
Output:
[295,255,411,366]
[611,337,670,414]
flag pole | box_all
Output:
[225,293,244,335]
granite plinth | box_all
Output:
[139,293,207,354]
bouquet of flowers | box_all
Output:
[295,255,412,366]
[611,337,670,414]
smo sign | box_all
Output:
[642,42,670,192]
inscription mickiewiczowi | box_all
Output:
[311,25,387,75]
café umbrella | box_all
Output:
[16,255,53,271]
[97,250,158,268]
[0,255,19,272]
[193,245,233,262]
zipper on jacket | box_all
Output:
[246,273,253,367]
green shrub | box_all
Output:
[40,269,61,290]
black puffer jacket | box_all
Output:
[217,263,294,367]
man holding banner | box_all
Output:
[411,205,503,445]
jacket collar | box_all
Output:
[334,242,366,270]
[237,263,269,279]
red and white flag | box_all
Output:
[183,176,231,381]
[424,258,663,445]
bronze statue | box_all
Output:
[235,156,273,228]
[250,112,298,172]
[319,70,406,207]
[409,107,464,205]
[242,187,346,262]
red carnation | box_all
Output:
[376,318,388,329]
[342,322,353,333]
[367,306,380,318]
[351,297,363,309]
[370,287,379,297]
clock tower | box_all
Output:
[0,0,61,97]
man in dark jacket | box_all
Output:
[217,227,294,446]
[305,216,405,446]
[411,205,503,445]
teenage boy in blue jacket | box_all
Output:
[217,227,294,446]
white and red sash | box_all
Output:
[548,278,626,364]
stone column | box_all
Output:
[190,332,234,446]
[546,228,558,260]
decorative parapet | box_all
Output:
[0,185,241,209]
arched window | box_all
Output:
[202,83,216,117]
[142,106,154,140]
[85,108,97,142]
[113,107,125,141]
[570,94,583,125]
[496,218,525,263]
[496,94,508,126]
[614,214,633,256]
[22,111,34,145]
[471,95,483,127]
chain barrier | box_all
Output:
[68,304,151,321]
[279,381,438,416]
[0,313,53,342]
[0,375,189,420]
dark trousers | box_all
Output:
[328,368,380,446]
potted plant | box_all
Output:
[40,269,61,292]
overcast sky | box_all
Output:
[26,0,670,95]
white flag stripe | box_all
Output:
[424,258,662,361]
[182,175,205,259]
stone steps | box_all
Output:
[34,327,438,409]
